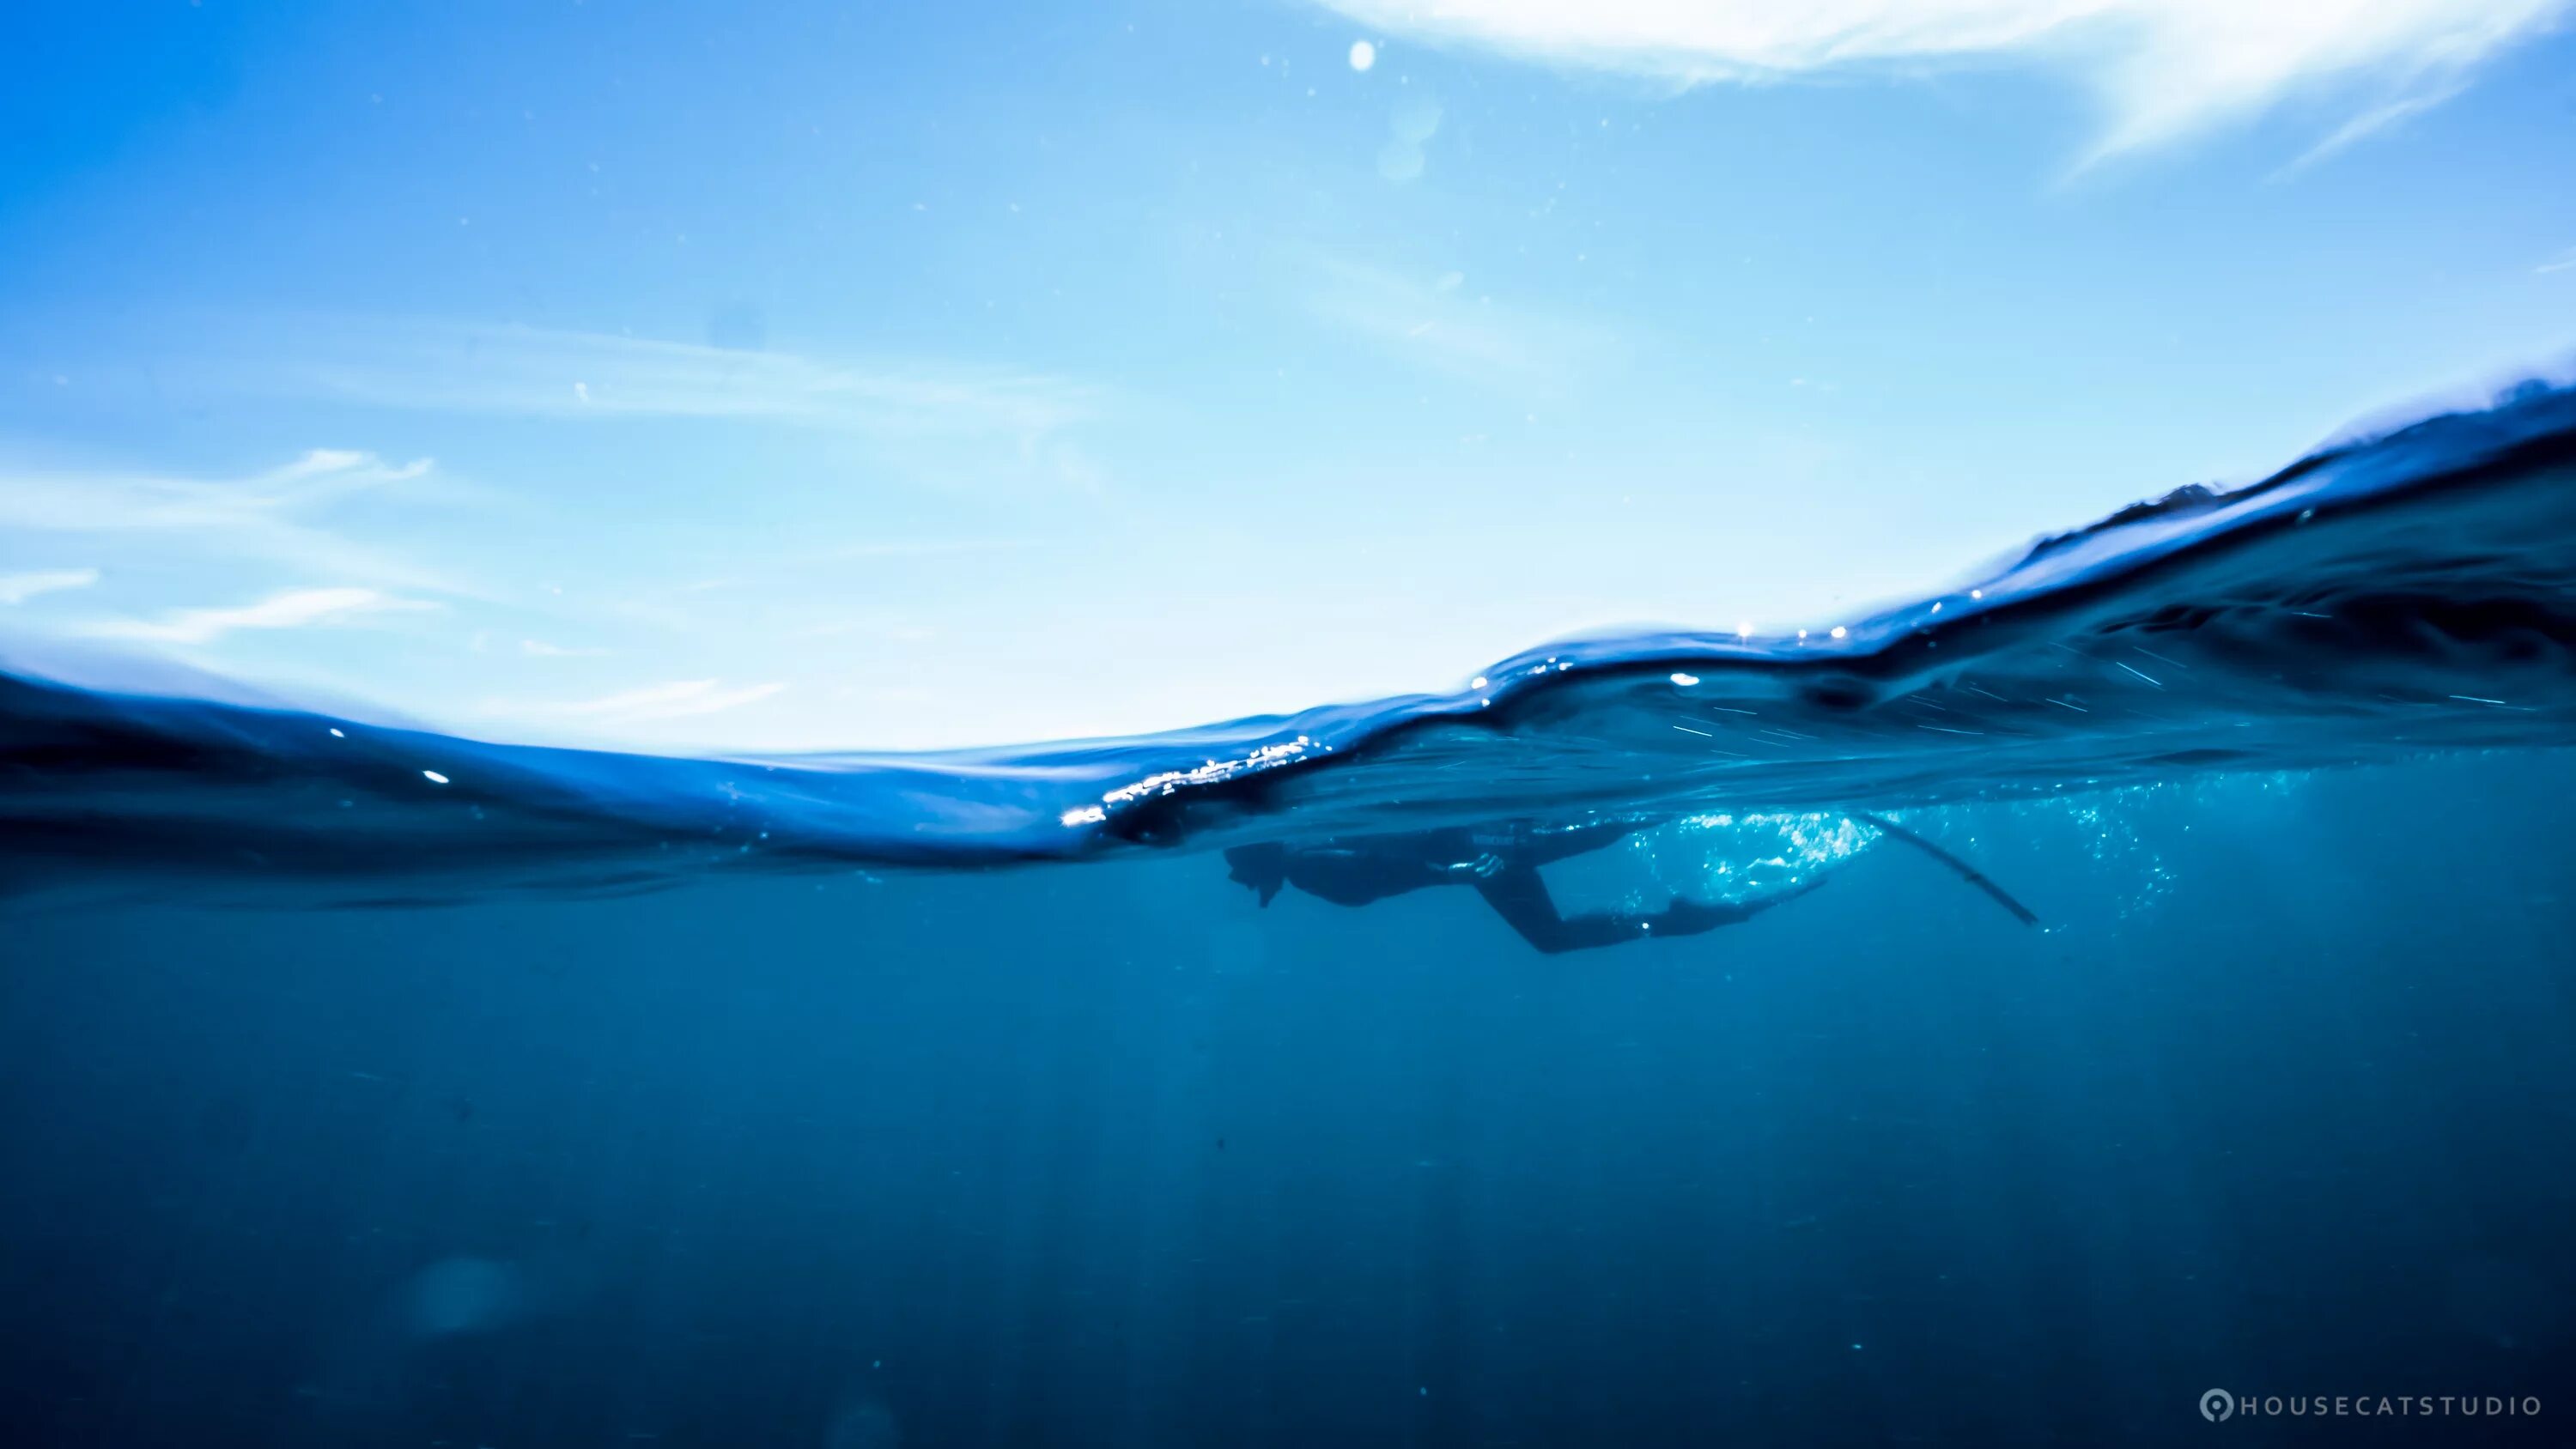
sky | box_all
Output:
[3,0,2573,753]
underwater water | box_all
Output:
[4,381,2576,1446]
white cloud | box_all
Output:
[0,567,100,605]
[81,586,438,645]
[192,316,1096,438]
[0,449,459,593]
[0,447,433,530]
[1304,0,2570,157]
[2540,246,2576,274]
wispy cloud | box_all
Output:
[1305,257,1625,386]
[187,316,1096,438]
[495,678,787,724]
[0,449,462,593]
[80,586,438,645]
[1309,0,2570,159]
[818,537,1043,561]
[0,567,100,605]
[519,638,613,658]
[2276,76,2470,173]
[2540,246,2576,274]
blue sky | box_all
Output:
[3,0,2573,750]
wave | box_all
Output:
[5,377,2574,898]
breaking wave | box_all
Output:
[6,377,2574,900]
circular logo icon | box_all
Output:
[2201,1389,2236,1423]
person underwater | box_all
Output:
[1224,813,2036,955]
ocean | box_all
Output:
[3,381,2573,1446]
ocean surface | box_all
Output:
[4,379,2574,1445]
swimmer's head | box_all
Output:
[1224,843,1288,906]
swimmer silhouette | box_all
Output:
[1223,820,1819,955]
[1225,815,2035,955]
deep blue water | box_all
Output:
[5,380,2576,1446]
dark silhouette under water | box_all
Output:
[1224,815,2037,955]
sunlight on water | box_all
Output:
[1632,811,1874,906]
